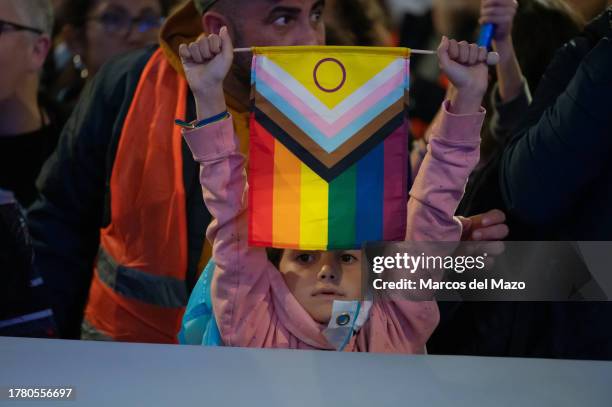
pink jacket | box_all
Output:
[183,101,485,353]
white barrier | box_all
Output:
[1,337,611,406]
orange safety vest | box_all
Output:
[84,48,249,343]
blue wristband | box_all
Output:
[175,110,229,129]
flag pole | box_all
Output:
[233,47,434,54]
[233,47,499,65]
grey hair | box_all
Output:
[10,0,54,36]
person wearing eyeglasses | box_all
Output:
[0,0,57,207]
[60,0,167,78]
[44,0,168,119]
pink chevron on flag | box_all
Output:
[256,66,406,139]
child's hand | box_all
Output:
[480,0,518,42]
[437,36,491,114]
[179,26,234,98]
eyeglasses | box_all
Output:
[87,9,163,39]
[0,19,43,37]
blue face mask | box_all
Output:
[322,299,372,351]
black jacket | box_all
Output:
[28,46,211,338]
[501,8,612,239]
[429,10,612,360]
[496,9,612,360]
[1,193,57,338]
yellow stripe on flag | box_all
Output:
[272,139,301,248]
[299,163,328,249]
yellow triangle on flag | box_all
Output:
[254,46,410,110]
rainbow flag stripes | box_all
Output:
[248,46,411,250]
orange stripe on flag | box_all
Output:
[273,139,301,248]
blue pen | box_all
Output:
[477,23,495,49]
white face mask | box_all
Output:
[322,299,372,351]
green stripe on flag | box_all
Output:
[328,165,357,249]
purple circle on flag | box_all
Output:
[313,58,346,93]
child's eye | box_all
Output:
[340,254,358,264]
[296,253,315,264]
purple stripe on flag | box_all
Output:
[383,121,409,240]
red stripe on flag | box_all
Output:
[248,114,275,246]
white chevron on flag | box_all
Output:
[257,56,406,125]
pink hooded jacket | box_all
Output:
[183,100,485,353]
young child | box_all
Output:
[178,27,489,352]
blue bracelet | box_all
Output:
[175,110,229,129]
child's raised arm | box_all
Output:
[179,29,277,347]
[365,40,490,353]
[407,38,489,241]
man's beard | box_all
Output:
[229,28,252,87]
[232,53,252,86]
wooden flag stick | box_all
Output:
[233,47,499,65]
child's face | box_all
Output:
[278,249,363,324]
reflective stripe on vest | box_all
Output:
[85,47,250,343]
[85,49,191,343]
[96,248,188,308]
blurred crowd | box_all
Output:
[2,0,612,359]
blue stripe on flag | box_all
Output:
[355,143,384,244]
